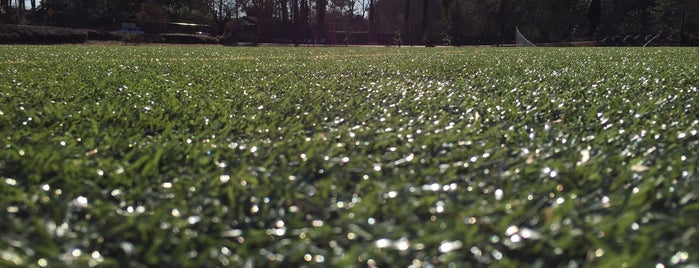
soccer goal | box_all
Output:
[515,27,536,47]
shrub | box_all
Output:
[0,24,87,44]
[160,33,219,44]
[122,33,219,44]
[85,29,125,41]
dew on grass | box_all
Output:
[492,249,503,260]
[432,200,446,214]
[375,238,392,248]
[72,196,89,208]
[110,189,122,197]
[505,225,519,236]
[601,196,611,208]
[4,46,699,266]
[303,254,313,262]
[222,229,242,237]
[670,251,689,264]
[520,228,541,240]
[394,238,410,251]
[594,248,605,257]
[439,240,463,253]
[423,183,441,192]
[494,189,504,201]
[120,242,135,255]
[187,216,201,225]
[5,178,16,186]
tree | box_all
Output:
[300,0,309,33]
[683,0,699,37]
[210,0,238,35]
[403,0,410,41]
[649,0,682,34]
[440,0,456,45]
[421,0,429,43]
[137,0,169,34]
[497,0,508,44]
[280,0,289,23]
[316,0,328,40]
[1,0,9,17]
[368,0,374,28]
[600,0,654,34]
[588,0,601,36]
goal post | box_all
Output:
[515,27,536,47]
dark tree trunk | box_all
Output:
[421,0,428,34]
[290,0,299,43]
[280,0,288,23]
[368,0,374,41]
[292,0,299,23]
[301,0,309,25]
[404,0,410,41]
[300,0,309,40]
[213,0,224,35]
[499,0,507,45]
[588,0,601,36]
[279,0,289,42]
[316,0,327,41]
[30,0,36,10]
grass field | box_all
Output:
[1,46,698,267]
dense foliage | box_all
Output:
[1,46,698,267]
[2,0,699,45]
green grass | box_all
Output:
[1,46,698,267]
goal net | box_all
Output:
[515,27,536,47]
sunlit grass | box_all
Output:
[1,45,698,267]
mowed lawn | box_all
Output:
[1,45,698,267]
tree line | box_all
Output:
[2,0,697,45]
